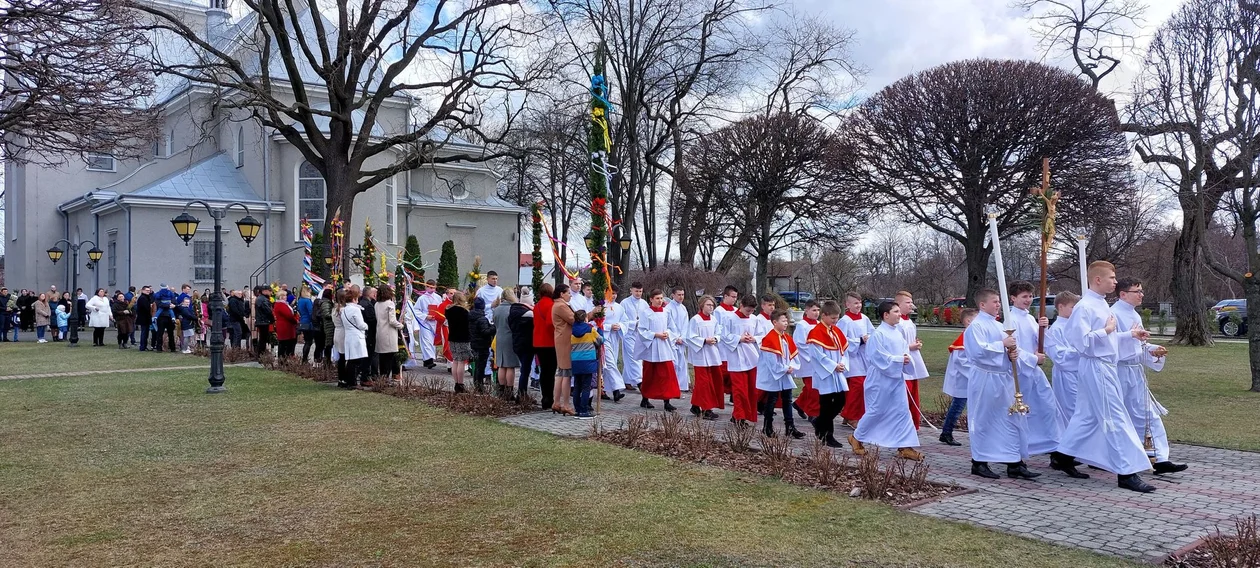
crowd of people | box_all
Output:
[4,259,1189,492]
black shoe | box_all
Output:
[972,461,1000,479]
[763,422,776,438]
[938,433,961,446]
[423,359,436,369]
[1118,473,1156,493]
[792,402,806,420]
[1153,461,1188,475]
[690,405,702,416]
[613,390,625,402]
[640,399,655,409]
[601,393,613,401]
[663,401,677,412]
[702,410,719,421]
[824,435,844,448]
[785,426,805,440]
[454,383,466,394]
[1050,452,1090,479]
[1007,462,1041,480]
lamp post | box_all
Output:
[794,276,802,309]
[45,240,103,346]
[170,200,263,393]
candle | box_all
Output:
[986,206,1014,331]
[1075,234,1088,295]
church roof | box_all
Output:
[407,191,526,213]
[130,153,268,204]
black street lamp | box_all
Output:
[45,239,102,346]
[170,200,262,394]
[794,276,802,309]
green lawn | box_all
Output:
[916,327,1260,451]
[0,340,204,376]
[0,365,1141,568]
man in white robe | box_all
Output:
[637,290,681,410]
[1007,281,1076,477]
[415,281,439,368]
[619,283,647,389]
[895,291,929,430]
[665,287,691,393]
[1112,277,1188,475]
[1057,261,1158,493]
[837,292,874,428]
[964,289,1037,480]
[570,281,595,314]
[715,286,741,401]
[598,300,626,401]
[850,300,922,461]
[474,271,503,321]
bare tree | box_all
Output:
[128,0,552,244]
[753,12,863,120]
[1125,0,1257,345]
[694,112,867,294]
[1,0,160,164]
[837,59,1134,304]
[1013,0,1148,90]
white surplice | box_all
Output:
[599,302,626,394]
[964,311,1029,463]
[838,312,874,378]
[1112,300,1171,462]
[619,295,647,386]
[793,317,817,379]
[853,322,919,449]
[637,308,676,363]
[1009,306,1063,455]
[756,331,800,392]
[720,312,760,373]
[1055,290,1150,475]
[665,299,691,391]
[896,317,930,380]
[941,333,969,399]
[685,314,722,368]
[414,290,438,361]
[805,325,849,395]
[1044,315,1080,430]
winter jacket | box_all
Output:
[446,305,470,343]
[296,297,314,330]
[176,304,197,331]
[154,288,176,319]
[55,306,69,328]
[319,297,335,339]
[253,295,274,327]
[508,303,534,356]
[273,301,299,341]
[228,295,249,325]
[552,299,575,370]
[136,293,154,323]
[532,296,555,348]
[469,307,496,351]
[85,295,112,328]
[112,299,136,334]
[571,321,602,376]
[34,300,51,327]
[374,300,404,354]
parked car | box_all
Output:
[1213,299,1247,336]
[933,297,967,323]
[778,291,814,306]
[1030,295,1058,323]
[861,297,918,321]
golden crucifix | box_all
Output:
[1030,158,1057,352]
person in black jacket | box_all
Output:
[253,286,275,356]
[507,291,535,400]
[358,285,378,376]
[227,290,249,349]
[135,286,154,351]
[469,297,496,394]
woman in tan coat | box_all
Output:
[550,284,575,414]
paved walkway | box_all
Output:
[487,376,1259,564]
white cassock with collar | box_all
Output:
[1044,315,1080,430]
[1111,300,1171,462]
[599,302,626,394]
[804,324,849,395]
[619,295,647,386]
[415,290,438,362]
[1055,290,1150,475]
[964,311,1028,463]
[665,299,691,392]
[755,329,800,392]
[853,322,919,450]
[1009,306,1063,455]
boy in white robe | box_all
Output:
[805,301,849,448]
[715,286,741,401]
[665,287,691,393]
[895,291,929,430]
[1056,261,1157,492]
[1112,277,1187,475]
[415,280,439,368]
[792,300,821,422]
[838,292,874,428]
[1044,292,1081,430]
[756,309,804,439]
[1007,281,1071,474]
[619,282,647,389]
[636,289,681,411]
[720,295,762,425]
[964,288,1036,480]
[850,300,923,461]
[939,308,977,446]
[685,295,723,420]
[597,301,626,402]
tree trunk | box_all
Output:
[322,162,355,276]
[963,227,991,306]
[1170,205,1214,346]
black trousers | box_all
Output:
[156,316,176,352]
[760,389,796,428]
[255,326,272,356]
[302,329,320,362]
[515,347,534,395]
[814,391,847,441]
[278,338,297,358]
[92,327,106,346]
[377,351,400,378]
[472,347,491,390]
[535,347,558,408]
[364,328,378,375]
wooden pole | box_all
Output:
[1036,158,1052,353]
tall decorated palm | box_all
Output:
[587,44,613,304]
[531,202,544,294]
[360,222,378,287]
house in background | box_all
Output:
[3,0,524,294]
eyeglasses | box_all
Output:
[1122,289,1145,295]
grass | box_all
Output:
[0,340,205,376]
[915,327,1260,452]
[0,364,1142,568]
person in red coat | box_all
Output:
[274,299,299,359]
[532,283,557,410]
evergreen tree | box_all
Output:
[311,232,328,279]
[438,240,460,289]
[360,222,378,286]
[403,234,424,281]
[393,263,407,300]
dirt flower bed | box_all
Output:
[374,375,537,418]
[1167,515,1260,568]
[591,413,962,506]
[921,393,968,432]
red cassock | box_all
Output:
[691,313,724,411]
[903,316,921,431]
[840,311,866,422]
[794,317,822,418]
[718,303,737,396]
[432,299,452,361]
[639,307,682,401]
